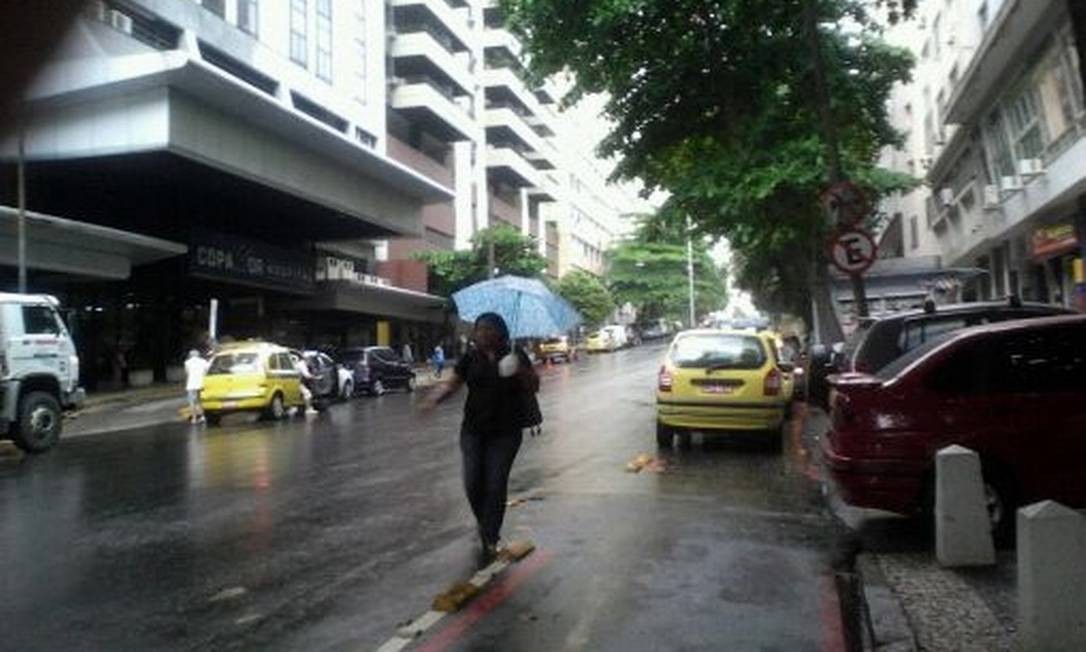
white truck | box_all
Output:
[0,293,84,452]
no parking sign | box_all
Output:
[830,229,878,275]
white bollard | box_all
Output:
[1017,500,1086,652]
[934,445,995,567]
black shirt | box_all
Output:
[455,346,533,436]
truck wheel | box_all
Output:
[11,391,63,453]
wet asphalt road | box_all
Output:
[1,345,845,652]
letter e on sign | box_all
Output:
[830,229,877,275]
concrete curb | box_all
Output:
[856,554,919,652]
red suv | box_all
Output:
[822,314,1086,536]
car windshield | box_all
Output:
[207,352,261,375]
[670,334,766,369]
[544,337,564,344]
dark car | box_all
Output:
[339,346,416,396]
[822,314,1086,538]
[807,299,1074,407]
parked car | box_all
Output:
[201,342,305,424]
[0,293,85,452]
[587,325,628,352]
[538,336,573,362]
[339,346,416,395]
[822,315,1086,538]
[807,299,1074,407]
[656,329,793,450]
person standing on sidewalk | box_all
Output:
[431,344,446,379]
[421,313,539,560]
[184,349,209,424]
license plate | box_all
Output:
[702,385,735,394]
[221,401,239,409]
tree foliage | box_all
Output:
[606,216,728,323]
[555,270,616,327]
[501,0,917,323]
[415,224,547,297]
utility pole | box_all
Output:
[16,126,27,294]
[686,216,696,328]
[803,0,868,337]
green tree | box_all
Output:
[606,216,728,323]
[555,270,616,327]
[415,224,547,297]
[501,0,916,328]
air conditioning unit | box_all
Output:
[1001,175,1023,193]
[983,184,1001,210]
[110,9,133,35]
[939,187,955,207]
[1018,158,1045,178]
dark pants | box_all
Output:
[460,427,523,547]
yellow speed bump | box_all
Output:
[431,581,480,613]
[497,539,535,562]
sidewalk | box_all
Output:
[806,404,1018,651]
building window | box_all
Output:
[1005,85,1045,160]
[315,0,333,82]
[983,109,1017,184]
[354,1,367,104]
[909,216,919,250]
[201,0,225,18]
[978,1,989,31]
[932,14,942,59]
[238,0,258,35]
[290,0,308,67]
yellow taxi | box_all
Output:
[655,329,793,449]
[200,342,305,424]
[585,331,610,352]
[538,336,573,362]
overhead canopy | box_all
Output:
[0,205,186,280]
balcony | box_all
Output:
[488,192,521,228]
[482,27,523,60]
[391,31,474,97]
[482,67,547,122]
[391,0,473,56]
[484,106,557,168]
[390,77,476,142]
[486,146,542,188]
[944,0,1061,124]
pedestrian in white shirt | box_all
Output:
[184,349,209,424]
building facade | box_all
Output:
[879,0,1086,312]
[0,0,637,389]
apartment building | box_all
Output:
[381,0,636,283]
[0,0,636,386]
[881,0,1086,312]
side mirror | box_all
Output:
[809,344,829,365]
[778,362,795,373]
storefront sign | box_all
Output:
[1032,223,1079,259]
[190,229,314,293]
[316,254,392,288]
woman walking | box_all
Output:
[422,313,539,560]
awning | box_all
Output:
[284,280,448,324]
[0,205,186,280]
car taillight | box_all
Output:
[658,366,673,392]
[764,368,782,396]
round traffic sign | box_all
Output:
[821,181,871,228]
[830,229,878,275]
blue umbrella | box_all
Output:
[452,275,582,338]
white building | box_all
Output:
[880,0,1086,310]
